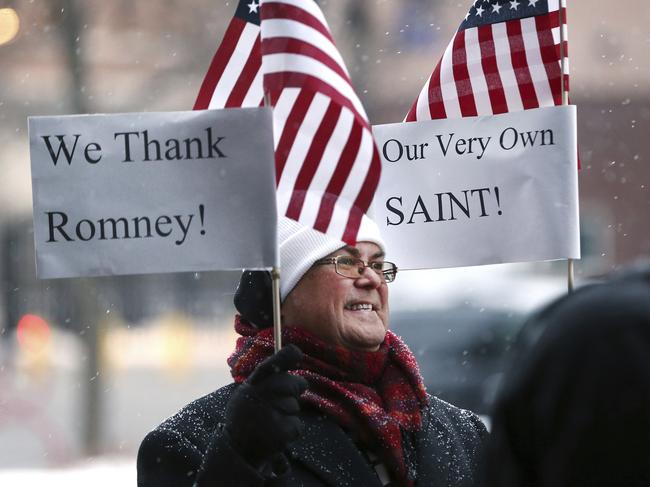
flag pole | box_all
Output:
[263,86,283,353]
[559,0,574,293]
[271,267,282,353]
[559,0,568,106]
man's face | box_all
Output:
[282,242,389,352]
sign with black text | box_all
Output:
[372,106,579,270]
[29,108,277,279]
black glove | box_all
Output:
[225,344,309,468]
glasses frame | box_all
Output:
[313,255,398,283]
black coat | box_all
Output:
[138,383,487,487]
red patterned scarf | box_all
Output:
[228,315,429,486]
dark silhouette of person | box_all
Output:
[481,266,650,487]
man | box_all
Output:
[138,217,487,486]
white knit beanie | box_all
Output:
[279,216,386,301]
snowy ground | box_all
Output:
[0,458,136,486]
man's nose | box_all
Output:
[355,266,382,288]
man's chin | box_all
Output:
[343,323,387,351]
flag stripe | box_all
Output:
[439,39,462,118]
[521,17,554,107]
[343,150,381,243]
[452,30,479,117]
[330,130,378,241]
[492,21,524,112]
[274,89,315,180]
[262,17,348,78]
[299,108,354,227]
[427,61,447,119]
[464,26,493,116]
[286,101,341,219]
[265,0,329,28]
[242,67,265,106]
[326,129,374,239]
[209,23,261,109]
[478,24,508,115]
[277,92,331,214]
[535,14,563,105]
[506,20,538,109]
[313,122,363,234]
[272,87,300,149]
[265,71,370,130]
[263,53,367,120]
[262,37,349,85]
[262,4,335,49]
[225,36,263,107]
[194,18,248,109]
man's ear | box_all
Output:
[234,270,273,328]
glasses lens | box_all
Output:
[382,263,397,283]
[335,256,361,278]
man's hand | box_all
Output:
[224,344,309,467]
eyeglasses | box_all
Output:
[313,255,398,283]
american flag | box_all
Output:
[194,0,263,110]
[405,0,569,121]
[260,0,381,244]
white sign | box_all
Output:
[29,108,278,279]
[371,106,579,270]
